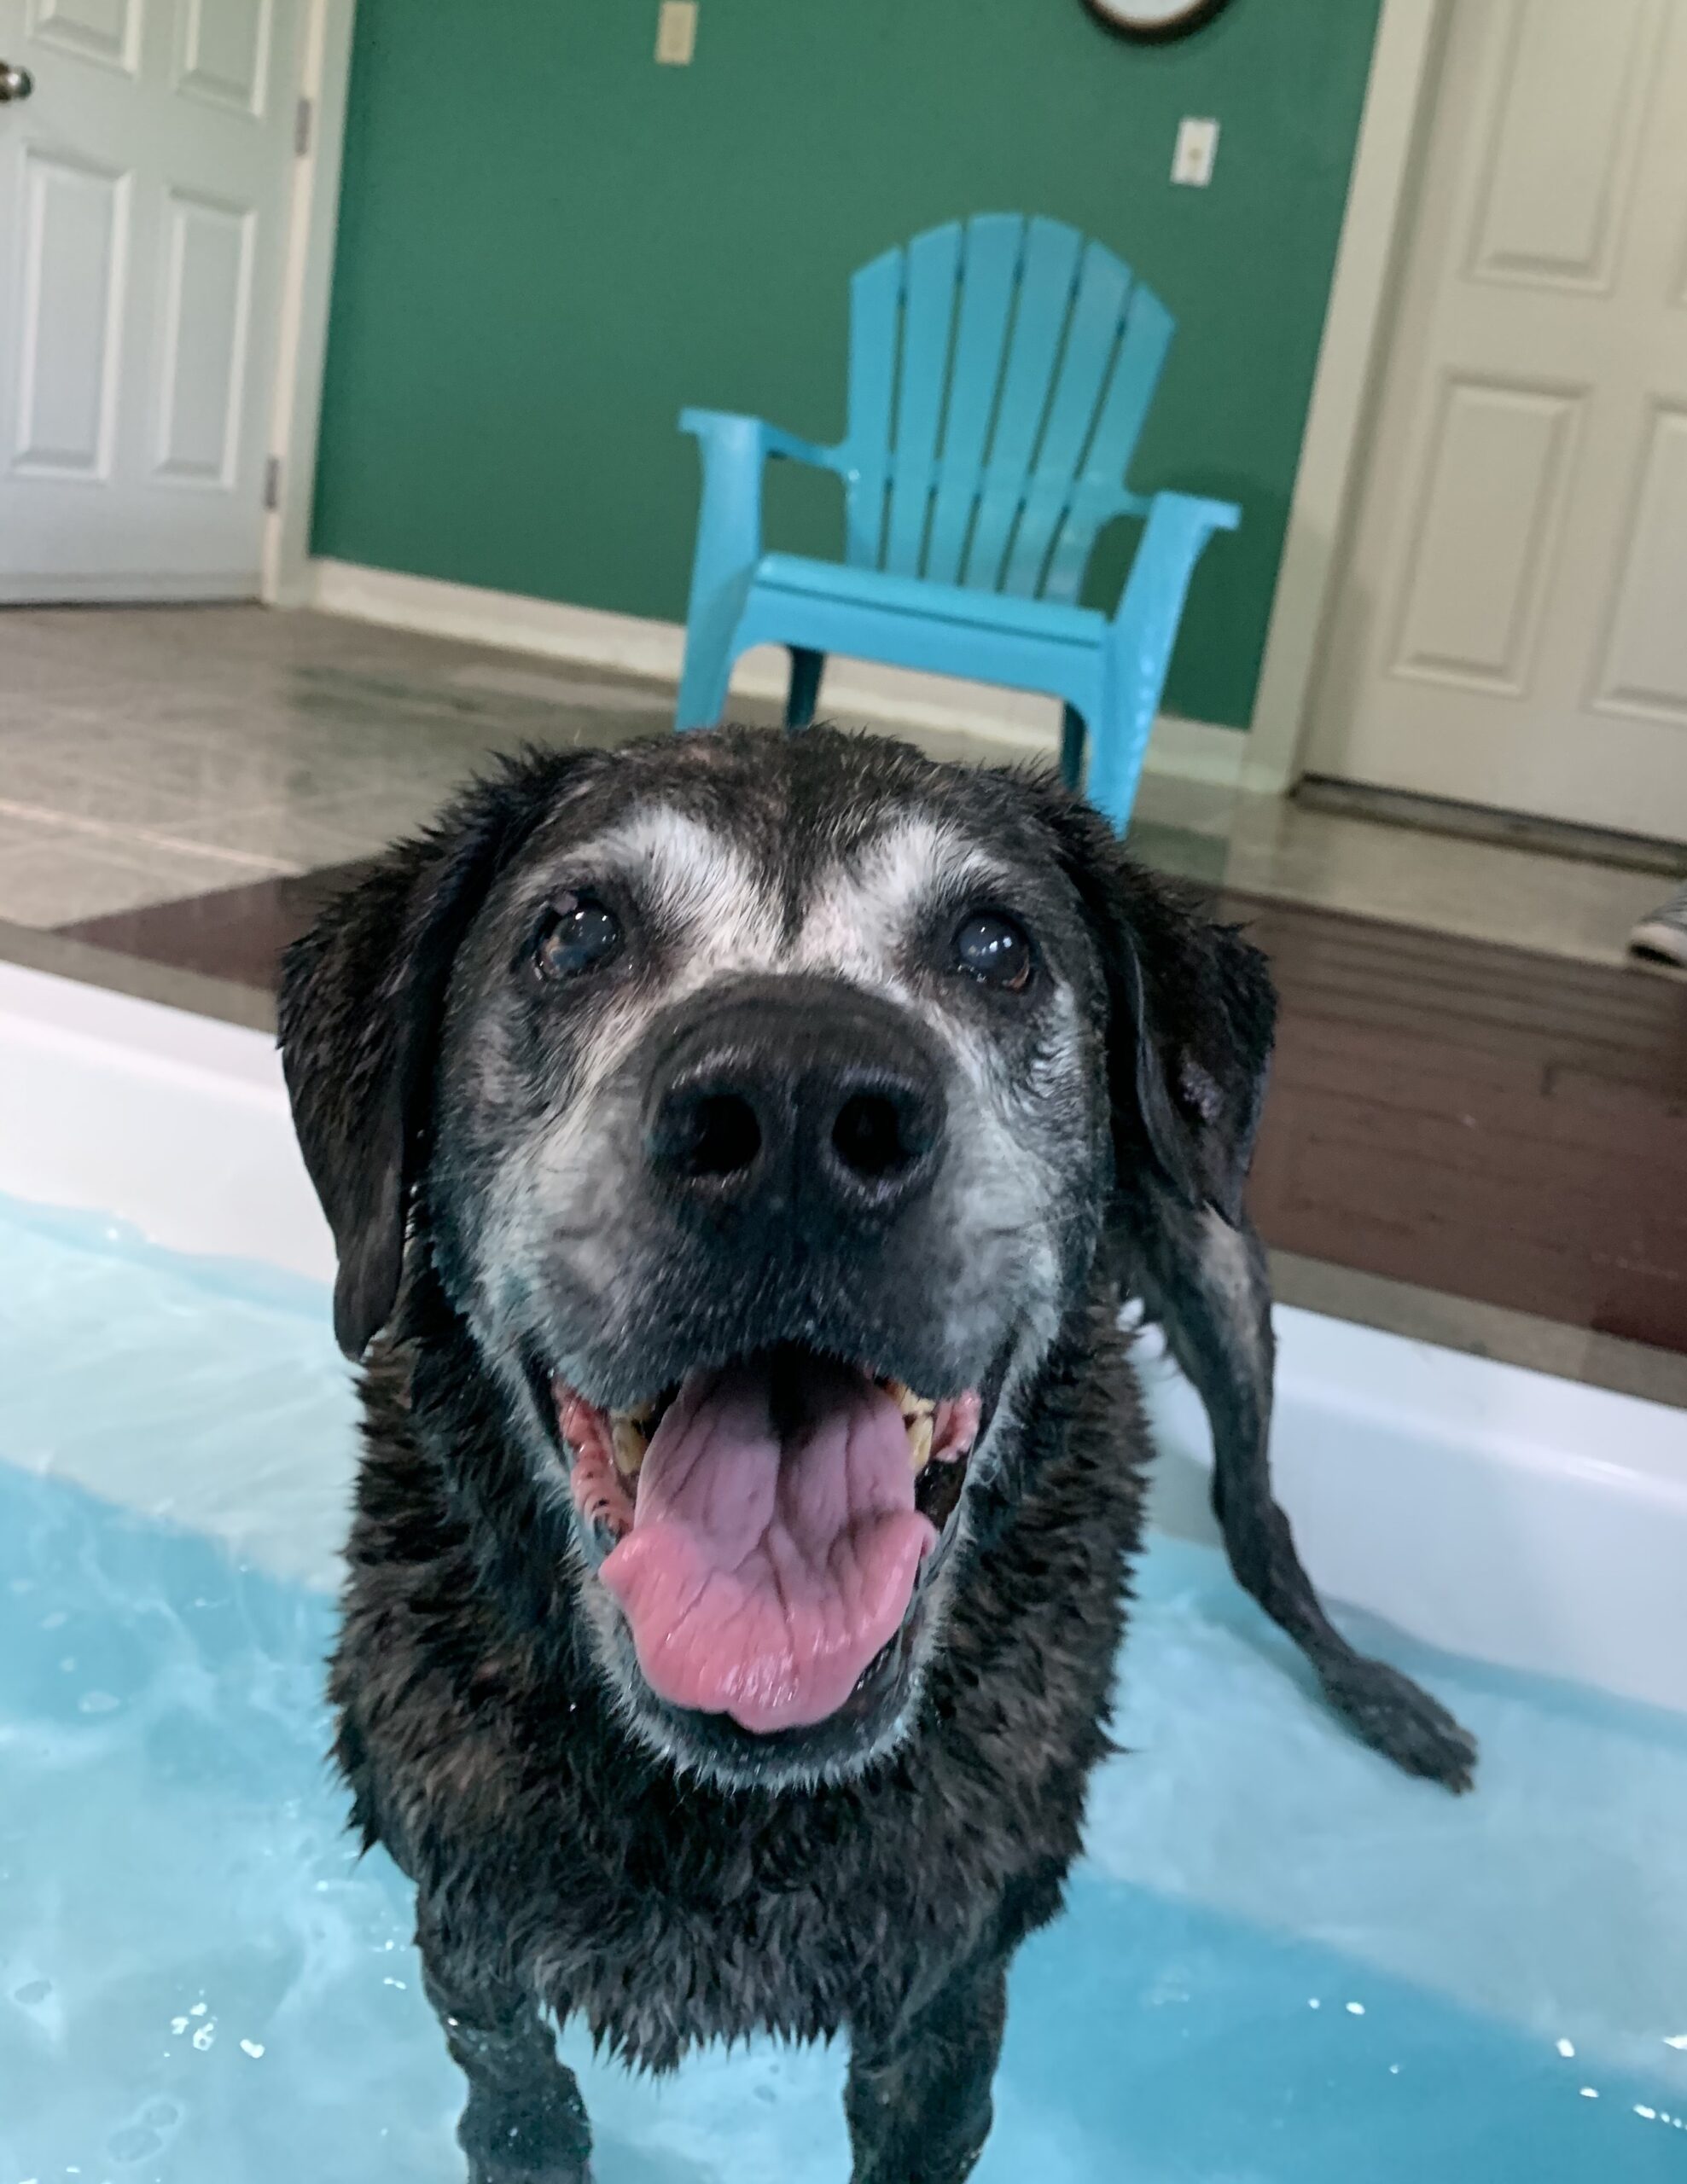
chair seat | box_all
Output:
[753,554,1104,649]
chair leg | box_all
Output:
[1085,677,1155,836]
[1059,706,1086,792]
[675,613,737,733]
[785,648,825,731]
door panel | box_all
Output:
[0,0,300,598]
[176,0,271,117]
[1594,404,1687,724]
[1468,0,1661,293]
[1392,376,1582,694]
[154,188,253,483]
[13,149,127,475]
[1309,0,1687,837]
[27,0,141,76]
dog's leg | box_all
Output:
[1126,1186,1477,1792]
[419,1928,592,2184]
[846,1954,1007,2184]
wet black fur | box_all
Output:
[279,728,1474,2184]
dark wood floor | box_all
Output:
[60,867,1687,1358]
[1228,897,1687,1354]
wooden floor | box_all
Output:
[1227,895,1687,1355]
[60,868,1687,1358]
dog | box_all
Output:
[279,726,1475,2184]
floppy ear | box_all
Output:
[1025,782,1277,1223]
[277,756,581,1359]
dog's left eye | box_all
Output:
[952,911,1033,993]
[535,893,622,981]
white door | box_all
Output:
[1307,0,1687,839]
[0,0,300,601]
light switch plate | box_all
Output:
[656,0,697,66]
[1172,116,1219,187]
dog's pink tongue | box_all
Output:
[599,1356,934,1734]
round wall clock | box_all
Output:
[1083,0,1236,40]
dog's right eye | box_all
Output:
[952,910,1033,993]
[534,893,622,982]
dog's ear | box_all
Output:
[1026,781,1276,1223]
[278,757,583,1359]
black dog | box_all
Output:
[279,728,1474,2184]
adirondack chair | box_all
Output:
[675,212,1239,832]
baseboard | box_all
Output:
[0,572,259,605]
[305,559,1246,785]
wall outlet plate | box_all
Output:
[1172,116,1219,186]
[656,1,698,66]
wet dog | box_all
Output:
[279,727,1474,2183]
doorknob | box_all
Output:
[0,61,34,102]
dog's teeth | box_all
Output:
[906,1412,934,1473]
[611,1416,648,1478]
[625,1397,659,1426]
[885,1379,935,1420]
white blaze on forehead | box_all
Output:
[563,805,1012,995]
[575,805,775,965]
[796,816,1014,990]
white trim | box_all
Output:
[0,570,259,604]
[260,0,358,607]
[304,555,1244,782]
[1241,0,1448,793]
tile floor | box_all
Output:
[0,607,688,926]
[1,604,1677,962]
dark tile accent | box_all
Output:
[47,863,1687,1360]
[55,863,373,992]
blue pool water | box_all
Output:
[3,1199,1687,2184]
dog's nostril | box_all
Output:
[831,1092,916,1181]
[681,1092,762,1179]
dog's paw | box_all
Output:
[462,2094,592,2184]
[468,2161,593,2184]
[1319,1654,1477,1792]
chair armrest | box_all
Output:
[679,409,841,473]
[1107,491,1241,625]
[678,410,844,617]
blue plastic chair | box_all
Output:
[675,213,1239,832]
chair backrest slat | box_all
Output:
[921,215,1023,586]
[960,219,1083,592]
[880,224,962,576]
[843,246,903,567]
[1042,287,1174,601]
[998,242,1134,597]
[841,215,1172,601]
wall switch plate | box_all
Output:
[655,1,697,65]
[1172,116,1219,187]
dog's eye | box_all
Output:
[535,893,621,981]
[952,911,1033,993]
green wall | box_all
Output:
[312,0,1382,729]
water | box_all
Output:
[4,1199,1687,2183]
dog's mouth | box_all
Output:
[554,1346,982,1737]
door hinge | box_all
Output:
[263,456,282,512]
[294,94,313,157]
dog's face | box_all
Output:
[281,729,1271,1790]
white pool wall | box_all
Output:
[3,959,1685,1716]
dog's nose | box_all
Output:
[644,984,945,1228]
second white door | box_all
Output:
[0,0,302,601]
[1307,0,1687,839]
